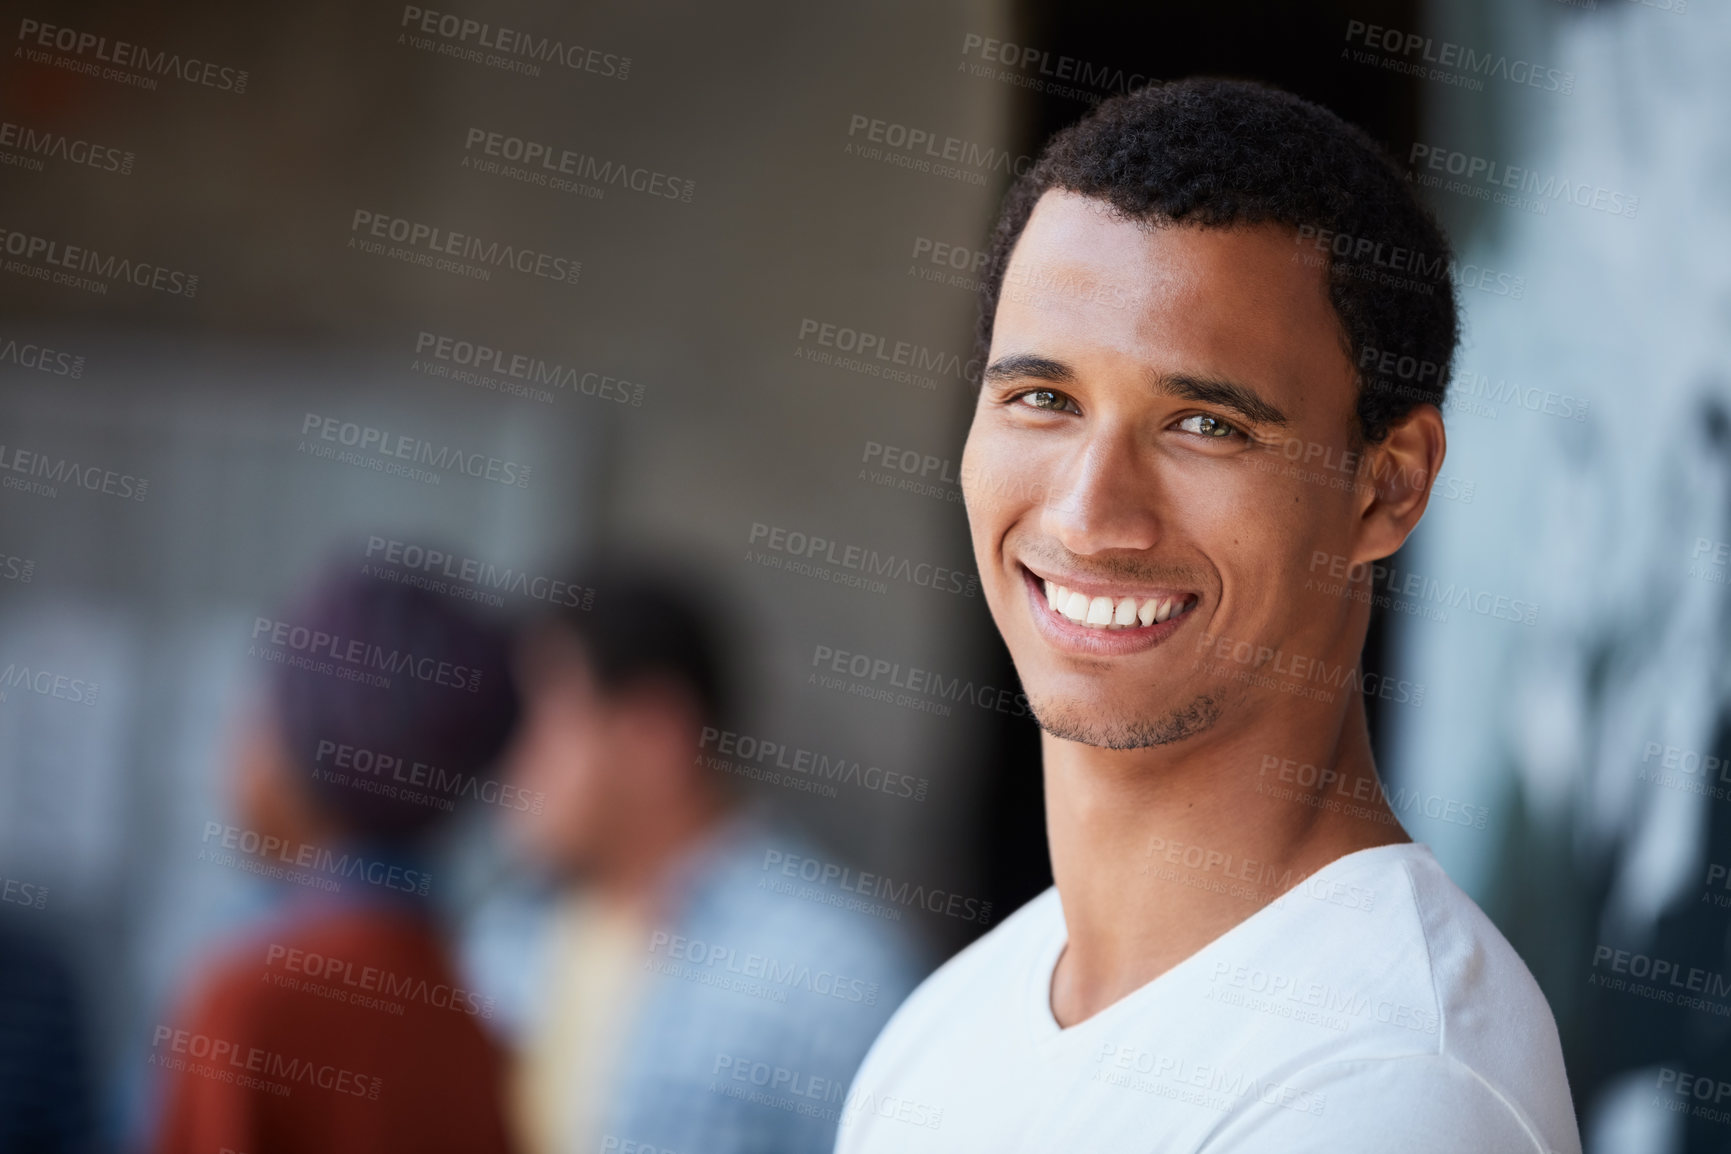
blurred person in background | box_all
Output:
[487,556,924,1154]
[148,568,521,1154]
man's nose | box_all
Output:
[1040,430,1165,556]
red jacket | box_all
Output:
[150,902,515,1154]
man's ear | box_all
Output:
[1350,403,1447,565]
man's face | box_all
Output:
[963,191,1369,750]
[499,629,620,874]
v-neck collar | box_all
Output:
[1024,841,1428,1046]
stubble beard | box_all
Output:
[1026,687,1223,750]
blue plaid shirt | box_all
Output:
[472,807,927,1154]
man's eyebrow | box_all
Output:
[981,354,1075,386]
[1151,371,1291,427]
[983,356,1293,427]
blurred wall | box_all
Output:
[1387,3,1731,1152]
[0,0,1015,1144]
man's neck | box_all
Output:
[1042,693,1408,1029]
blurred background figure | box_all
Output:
[146,568,521,1154]
[473,556,924,1154]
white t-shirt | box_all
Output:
[833,842,1581,1153]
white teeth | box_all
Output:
[1041,576,1191,631]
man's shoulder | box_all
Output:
[1386,845,1562,1049]
[1200,1051,1581,1154]
[1189,844,1567,1081]
[1134,846,1578,1153]
[1252,843,1553,1019]
[1216,843,1579,1151]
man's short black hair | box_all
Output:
[979,76,1458,444]
[539,556,732,734]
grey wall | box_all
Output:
[0,0,1020,1142]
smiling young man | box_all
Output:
[832,79,1580,1153]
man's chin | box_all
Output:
[1027,690,1222,751]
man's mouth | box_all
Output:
[1025,565,1199,632]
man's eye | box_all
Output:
[1175,413,1243,439]
[1014,389,1077,413]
